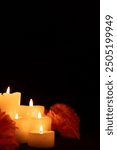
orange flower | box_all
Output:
[47,103,80,139]
[0,110,19,150]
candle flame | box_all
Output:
[29,99,33,106]
[38,112,41,118]
[15,113,19,119]
[6,86,10,94]
[39,125,43,134]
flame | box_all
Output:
[38,112,41,118]
[6,86,10,94]
[29,99,33,106]
[15,113,19,119]
[39,125,43,134]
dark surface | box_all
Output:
[16,135,99,150]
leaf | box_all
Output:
[46,103,80,139]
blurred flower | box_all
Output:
[0,109,19,150]
[46,103,80,139]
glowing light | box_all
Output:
[15,113,19,119]
[6,86,10,94]
[39,125,43,134]
[29,99,33,106]
[38,112,41,118]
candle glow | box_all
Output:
[28,130,55,148]
[39,125,43,134]
[0,86,21,119]
[38,112,41,118]
[15,113,19,119]
[0,86,55,147]
[14,113,31,144]
[29,99,33,107]
[6,86,10,94]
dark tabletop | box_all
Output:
[16,133,100,150]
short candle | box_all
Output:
[28,125,55,148]
[29,112,52,131]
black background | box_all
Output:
[0,2,99,150]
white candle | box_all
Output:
[28,125,55,148]
[0,87,21,119]
[17,99,45,118]
[14,114,30,144]
[29,112,52,131]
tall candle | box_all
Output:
[0,87,21,119]
[28,125,55,148]
[17,99,45,118]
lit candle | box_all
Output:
[18,99,45,118]
[14,113,30,144]
[28,125,55,148]
[0,87,21,119]
[29,112,52,131]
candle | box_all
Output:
[18,99,45,118]
[29,112,52,131]
[0,87,21,119]
[14,113,30,144]
[28,125,55,148]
